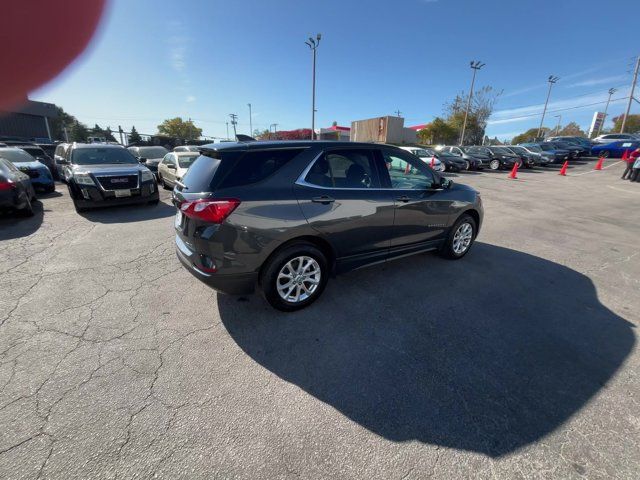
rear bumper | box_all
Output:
[175,242,257,295]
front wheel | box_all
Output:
[489,159,500,170]
[260,243,329,311]
[440,214,477,259]
[600,151,610,158]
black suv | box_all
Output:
[60,143,159,212]
[173,141,483,311]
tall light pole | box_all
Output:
[554,115,562,135]
[247,103,253,136]
[596,88,617,137]
[225,122,229,139]
[620,56,639,133]
[459,60,485,146]
[305,33,321,140]
[537,75,560,139]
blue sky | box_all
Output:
[33,0,639,141]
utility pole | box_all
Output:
[226,122,229,139]
[597,88,617,137]
[537,75,560,139]
[460,60,485,146]
[395,109,402,117]
[229,114,238,139]
[118,125,124,145]
[305,33,321,140]
[620,56,639,133]
[554,115,562,135]
[247,103,253,136]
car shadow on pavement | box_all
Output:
[217,243,635,457]
[0,200,44,240]
[80,200,175,224]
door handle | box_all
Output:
[311,196,335,204]
[396,195,411,203]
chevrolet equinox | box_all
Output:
[173,141,483,311]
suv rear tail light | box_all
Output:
[180,198,240,223]
[0,179,15,191]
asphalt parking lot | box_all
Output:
[1,158,639,479]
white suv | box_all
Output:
[399,147,445,172]
[592,133,639,144]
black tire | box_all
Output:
[260,242,329,312]
[73,199,87,213]
[439,214,477,260]
[601,151,610,158]
[159,173,170,190]
[489,159,500,170]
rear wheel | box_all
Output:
[261,243,329,311]
[601,151,610,158]
[440,214,477,259]
[18,196,34,217]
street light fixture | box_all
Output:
[596,88,617,137]
[305,33,321,140]
[247,103,253,136]
[537,75,560,139]
[459,60,485,146]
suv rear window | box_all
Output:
[219,149,305,189]
[180,148,304,192]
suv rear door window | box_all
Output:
[305,149,379,188]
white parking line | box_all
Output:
[568,160,622,176]
[607,184,640,195]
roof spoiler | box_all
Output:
[235,134,257,142]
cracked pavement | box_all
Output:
[0,160,639,479]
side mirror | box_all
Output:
[58,159,68,165]
[167,164,176,170]
[439,177,452,189]
[138,157,147,163]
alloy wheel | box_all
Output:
[276,256,321,303]
[452,222,473,254]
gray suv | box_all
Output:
[173,141,483,311]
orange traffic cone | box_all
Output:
[594,156,604,170]
[431,156,435,168]
[508,162,519,179]
[622,150,629,161]
[558,161,568,176]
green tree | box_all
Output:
[254,128,271,140]
[157,117,203,139]
[104,126,116,142]
[128,125,142,143]
[612,114,640,134]
[511,127,550,144]
[49,106,79,141]
[417,118,458,145]
[444,86,502,145]
[556,122,586,137]
[69,120,89,142]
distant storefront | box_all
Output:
[318,125,351,141]
[0,99,59,141]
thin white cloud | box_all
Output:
[567,74,628,88]
[488,89,629,126]
[166,22,195,102]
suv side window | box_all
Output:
[166,154,176,167]
[382,150,436,190]
[305,149,379,188]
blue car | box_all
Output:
[590,141,640,158]
[0,147,55,193]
